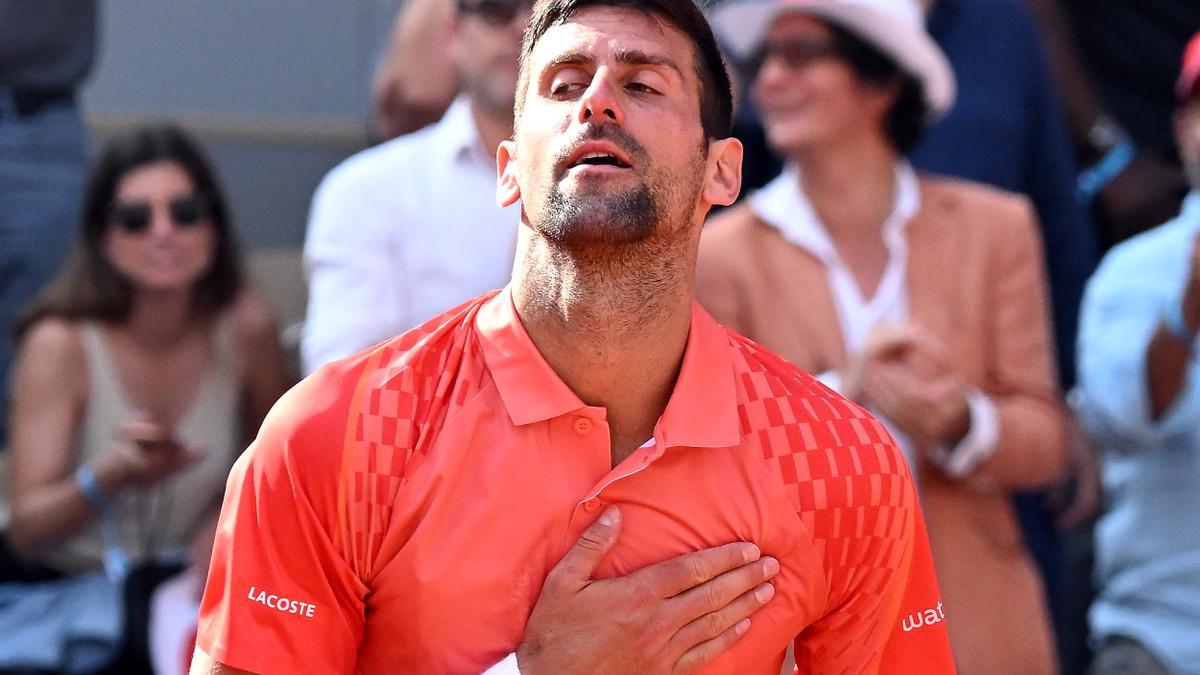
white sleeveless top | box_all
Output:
[38,318,241,574]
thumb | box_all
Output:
[551,506,622,590]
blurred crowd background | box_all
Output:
[1,0,1199,673]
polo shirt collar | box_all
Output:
[475,286,741,449]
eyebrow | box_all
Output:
[544,48,684,80]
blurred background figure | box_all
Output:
[1074,33,1200,675]
[1024,0,1199,248]
[301,0,528,374]
[700,1,1066,672]
[0,0,97,451]
[0,125,289,673]
[371,0,460,139]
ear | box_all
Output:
[496,139,522,207]
[701,137,743,207]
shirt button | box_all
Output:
[583,498,602,512]
[573,417,593,435]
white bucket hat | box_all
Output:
[710,0,957,121]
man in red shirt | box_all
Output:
[191,0,955,672]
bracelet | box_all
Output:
[75,464,111,512]
[1164,298,1198,344]
[1076,140,1136,204]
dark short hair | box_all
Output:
[17,124,243,337]
[828,23,929,154]
[515,0,734,140]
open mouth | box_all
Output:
[571,152,632,169]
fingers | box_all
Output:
[667,555,778,633]
[672,576,776,673]
[546,506,622,593]
[671,616,753,675]
[636,542,762,599]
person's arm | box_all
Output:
[228,289,293,444]
[1146,235,1200,417]
[6,320,197,556]
[371,0,459,140]
[6,320,95,555]
[1076,230,1200,447]
[1021,0,1188,242]
[301,164,408,374]
[967,200,1068,489]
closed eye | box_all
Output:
[626,82,659,95]
[551,81,587,97]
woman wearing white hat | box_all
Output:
[698,1,1066,673]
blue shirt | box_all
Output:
[911,0,1098,388]
[1077,192,1200,675]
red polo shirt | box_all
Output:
[196,288,953,674]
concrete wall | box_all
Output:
[81,0,405,250]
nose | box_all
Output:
[149,203,175,236]
[575,71,624,126]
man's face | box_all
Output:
[752,14,896,156]
[451,0,532,115]
[1177,99,1200,190]
[498,7,740,248]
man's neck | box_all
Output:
[511,226,695,466]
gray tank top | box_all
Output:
[39,318,240,574]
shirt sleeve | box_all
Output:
[792,442,955,674]
[301,159,408,375]
[195,360,371,674]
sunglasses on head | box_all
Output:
[110,195,209,234]
[457,0,529,26]
[745,38,839,79]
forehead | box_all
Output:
[117,162,194,197]
[528,6,696,72]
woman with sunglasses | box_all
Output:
[1,124,290,672]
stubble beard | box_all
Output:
[537,179,659,247]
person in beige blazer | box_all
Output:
[702,1,1068,673]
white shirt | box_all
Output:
[302,97,519,374]
[749,162,998,480]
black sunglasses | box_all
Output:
[457,0,530,26]
[745,38,839,79]
[110,195,209,234]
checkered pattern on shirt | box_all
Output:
[726,330,918,673]
[339,292,498,580]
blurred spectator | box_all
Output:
[301,0,527,373]
[1074,33,1200,675]
[0,0,96,450]
[0,125,289,673]
[371,0,460,139]
[701,1,1066,672]
[1024,0,1199,247]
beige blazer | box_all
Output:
[696,175,1067,675]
